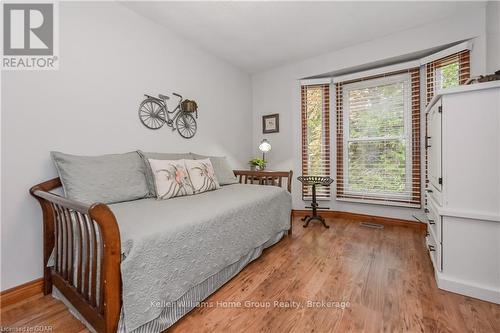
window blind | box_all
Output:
[426,49,470,104]
[336,68,421,207]
[301,84,331,199]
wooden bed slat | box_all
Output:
[63,207,74,286]
[56,204,68,280]
[76,212,84,294]
[98,230,105,315]
[53,204,60,274]
[83,214,90,301]
[89,219,98,307]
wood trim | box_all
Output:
[0,278,44,307]
[292,209,426,230]
[233,170,293,193]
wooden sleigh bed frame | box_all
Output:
[29,170,293,333]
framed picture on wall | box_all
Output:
[262,113,279,133]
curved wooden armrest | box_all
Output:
[30,178,121,333]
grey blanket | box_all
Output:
[109,184,291,332]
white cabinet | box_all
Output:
[425,81,500,304]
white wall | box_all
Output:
[486,1,500,73]
[252,7,487,220]
[0,2,252,290]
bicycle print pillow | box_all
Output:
[148,159,194,200]
[184,159,221,194]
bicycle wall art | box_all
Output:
[139,92,198,139]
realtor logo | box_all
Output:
[2,2,59,70]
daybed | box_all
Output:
[30,152,292,333]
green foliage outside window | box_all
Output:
[347,81,407,195]
[348,82,404,139]
[438,62,459,89]
[348,140,406,193]
[306,87,325,176]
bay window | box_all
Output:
[300,44,470,207]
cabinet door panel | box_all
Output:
[427,101,442,192]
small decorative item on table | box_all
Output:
[249,158,266,171]
[262,113,279,133]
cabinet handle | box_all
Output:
[428,219,435,225]
[424,208,429,213]
[428,245,436,252]
[426,189,433,193]
[425,136,431,148]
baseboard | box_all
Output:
[436,273,500,304]
[0,278,44,307]
[292,209,426,230]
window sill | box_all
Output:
[336,197,421,209]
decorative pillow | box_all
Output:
[184,159,221,194]
[51,151,150,204]
[138,151,194,196]
[148,159,194,200]
[191,153,238,185]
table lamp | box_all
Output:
[259,139,272,164]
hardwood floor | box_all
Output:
[1,217,499,332]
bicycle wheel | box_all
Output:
[176,113,197,138]
[139,98,166,130]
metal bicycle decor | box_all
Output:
[139,92,198,139]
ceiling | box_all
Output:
[122,1,485,74]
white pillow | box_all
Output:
[184,158,221,194]
[148,159,194,200]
